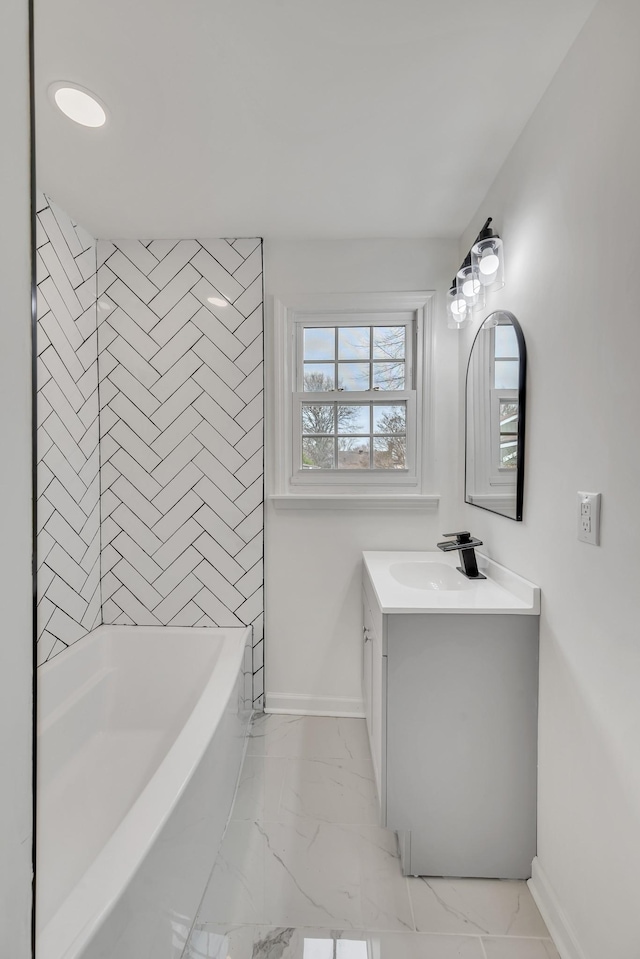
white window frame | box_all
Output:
[488,325,520,485]
[489,389,519,483]
[270,292,438,508]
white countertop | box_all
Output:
[363,550,540,615]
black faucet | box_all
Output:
[436,531,486,580]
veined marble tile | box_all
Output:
[354,824,414,932]
[482,937,561,959]
[197,818,414,931]
[185,925,485,959]
[197,820,267,925]
[185,923,254,959]
[279,758,379,825]
[230,755,288,821]
[408,878,549,937]
[198,819,363,928]
[247,714,371,761]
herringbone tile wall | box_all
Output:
[35,200,265,703]
[97,238,264,705]
[36,194,101,665]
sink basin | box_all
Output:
[389,562,473,591]
[362,551,541,614]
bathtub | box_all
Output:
[36,625,252,959]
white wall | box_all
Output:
[264,239,459,714]
[458,1,640,956]
[0,0,34,953]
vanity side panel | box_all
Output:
[386,613,538,878]
[362,579,387,823]
[362,568,384,646]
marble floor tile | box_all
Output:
[188,714,559,959]
[185,923,254,959]
[481,937,561,959]
[279,758,379,825]
[198,818,363,928]
[408,878,549,937]
[198,820,266,925]
[185,924,485,959]
[231,755,288,822]
[198,818,414,932]
[247,715,370,761]
[354,824,414,932]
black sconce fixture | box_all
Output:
[447,217,505,329]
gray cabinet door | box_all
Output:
[385,613,538,879]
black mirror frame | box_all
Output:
[464,310,526,522]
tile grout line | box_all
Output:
[479,933,556,940]
[193,923,539,936]
[275,757,289,820]
[405,874,418,933]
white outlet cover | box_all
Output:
[577,491,601,546]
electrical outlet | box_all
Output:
[577,491,601,545]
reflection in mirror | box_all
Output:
[465,310,526,520]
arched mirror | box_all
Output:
[465,310,526,520]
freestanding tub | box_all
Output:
[36,625,252,959]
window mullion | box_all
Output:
[295,390,413,402]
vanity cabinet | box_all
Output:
[362,558,539,880]
[362,581,386,818]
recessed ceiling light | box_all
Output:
[48,82,107,127]
[207,296,227,308]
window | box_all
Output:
[498,400,519,469]
[298,317,412,473]
[490,321,520,478]
[271,293,436,504]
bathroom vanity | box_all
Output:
[362,550,540,879]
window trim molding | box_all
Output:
[268,494,440,511]
[270,291,438,502]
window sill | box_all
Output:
[269,494,440,511]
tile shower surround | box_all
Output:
[97,237,264,704]
[36,194,101,665]
[35,198,264,704]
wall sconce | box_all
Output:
[457,264,486,313]
[447,284,470,328]
[447,217,504,329]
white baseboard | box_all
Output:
[265,692,365,718]
[528,857,587,959]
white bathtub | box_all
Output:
[36,625,252,959]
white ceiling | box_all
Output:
[35,0,597,240]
